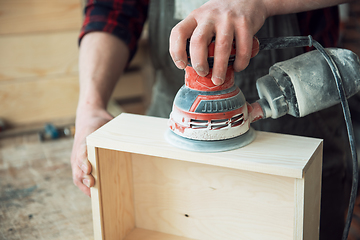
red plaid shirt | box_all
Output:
[79,0,339,61]
[80,0,149,60]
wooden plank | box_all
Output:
[97,148,135,239]
[0,0,82,35]
[86,113,323,179]
[132,154,294,240]
[293,176,305,239]
[125,228,195,240]
[0,75,79,126]
[293,143,322,240]
[302,143,322,240]
[0,31,79,81]
[88,146,104,240]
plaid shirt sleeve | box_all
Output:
[79,0,149,61]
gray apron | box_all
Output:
[146,1,351,239]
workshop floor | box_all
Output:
[0,134,93,240]
[0,98,146,240]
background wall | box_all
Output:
[0,0,149,129]
[0,0,82,127]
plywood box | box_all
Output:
[87,113,323,240]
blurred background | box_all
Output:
[0,0,153,136]
[0,1,152,239]
[0,1,359,239]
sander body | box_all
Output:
[166,36,360,152]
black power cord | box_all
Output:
[311,37,359,240]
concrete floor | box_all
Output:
[0,134,93,240]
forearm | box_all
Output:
[265,0,351,17]
[78,32,130,113]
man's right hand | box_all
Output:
[71,107,113,197]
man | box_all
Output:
[72,0,352,239]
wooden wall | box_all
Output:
[0,0,148,127]
[0,0,82,127]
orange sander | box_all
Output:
[165,36,360,153]
[166,38,261,152]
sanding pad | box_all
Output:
[165,128,256,153]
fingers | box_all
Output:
[170,14,214,77]
[188,21,214,77]
[72,166,93,197]
[212,24,234,85]
[71,141,94,197]
[170,19,254,84]
[82,174,95,188]
[76,143,92,175]
[170,17,197,70]
[233,20,253,72]
[70,108,113,197]
[169,1,265,84]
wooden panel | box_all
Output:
[0,31,79,81]
[86,113,323,179]
[125,228,195,240]
[88,146,104,240]
[132,154,294,240]
[293,143,322,240]
[97,148,135,240]
[0,75,79,126]
[0,0,82,35]
[301,143,322,240]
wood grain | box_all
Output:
[97,148,135,240]
[132,154,294,240]
[292,144,323,239]
[0,31,79,81]
[125,228,195,240]
[0,75,79,126]
[0,0,82,35]
[87,113,323,179]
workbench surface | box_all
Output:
[0,134,93,240]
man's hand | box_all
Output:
[72,32,130,196]
[71,108,113,197]
[169,0,267,85]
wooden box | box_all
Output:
[87,113,323,240]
